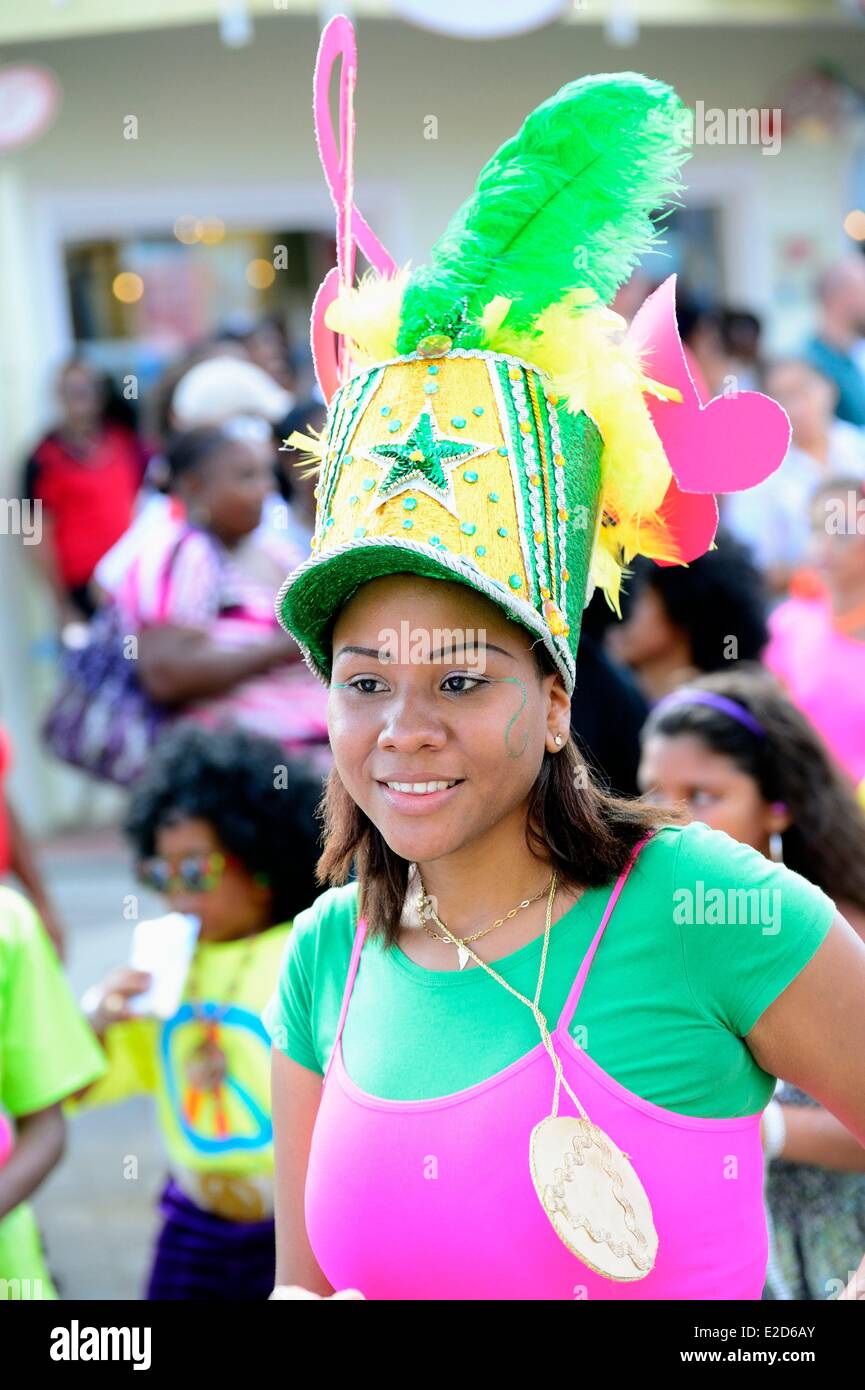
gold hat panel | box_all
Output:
[313,353,550,609]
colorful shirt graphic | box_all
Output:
[72,924,291,1179]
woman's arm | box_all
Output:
[137,624,300,706]
[775,1103,865,1172]
[7,805,65,959]
[0,1105,65,1222]
[271,1046,335,1295]
[745,915,865,1145]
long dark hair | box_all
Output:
[315,643,679,945]
[642,665,865,911]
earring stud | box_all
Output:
[554,734,563,746]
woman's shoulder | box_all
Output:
[767,594,827,641]
[283,882,361,969]
[650,820,836,930]
[0,885,39,952]
[632,820,830,901]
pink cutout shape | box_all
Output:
[311,16,397,401]
[627,274,790,566]
[628,274,791,496]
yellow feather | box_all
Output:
[282,428,327,480]
[324,268,409,366]
[480,295,513,338]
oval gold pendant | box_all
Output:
[529,1115,658,1281]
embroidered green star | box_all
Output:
[366,409,486,514]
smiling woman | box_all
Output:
[259,17,865,1302]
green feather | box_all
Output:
[395,73,690,354]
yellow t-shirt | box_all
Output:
[71,924,291,1180]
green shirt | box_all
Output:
[0,888,106,1117]
[262,823,837,1118]
[0,887,108,1297]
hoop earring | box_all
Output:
[769,831,784,864]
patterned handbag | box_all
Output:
[42,529,193,786]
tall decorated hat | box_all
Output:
[277,17,791,694]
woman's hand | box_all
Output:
[82,967,152,1037]
[270,1285,365,1300]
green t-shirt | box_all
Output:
[0,888,107,1117]
[0,887,108,1298]
[70,923,291,1177]
[262,823,837,1118]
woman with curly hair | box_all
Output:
[73,724,324,1299]
[606,534,769,705]
[638,667,865,1299]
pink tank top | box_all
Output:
[305,838,768,1299]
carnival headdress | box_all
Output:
[276,17,790,694]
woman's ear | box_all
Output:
[766,800,792,836]
[545,672,572,751]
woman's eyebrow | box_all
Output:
[333,642,516,662]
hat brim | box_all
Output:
[275,537,576,693]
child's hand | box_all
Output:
[269,1285,365,1300]
[82,967,153,1036]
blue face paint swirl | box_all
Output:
[493,676,530,759]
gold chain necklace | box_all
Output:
[418,870,658,1282]
[415,872,553,970]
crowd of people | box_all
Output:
[3,249,865,1301]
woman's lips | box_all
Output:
[375,779,464,814]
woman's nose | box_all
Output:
[378,691,447,749]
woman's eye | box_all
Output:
[441,673,486,694]
[348,677,387,694]
[690,789,717,808]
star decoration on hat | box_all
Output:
[365,408,487,516]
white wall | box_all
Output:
[2,13,864,829]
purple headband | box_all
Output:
[652,688,766,739]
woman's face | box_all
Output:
[766,361,833,442]
[808,490,865,595]
[328,575,571,865]
[191,438,275,542]
[606,583,684,671]
[638,731,784,855]
[59,364,104,429]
